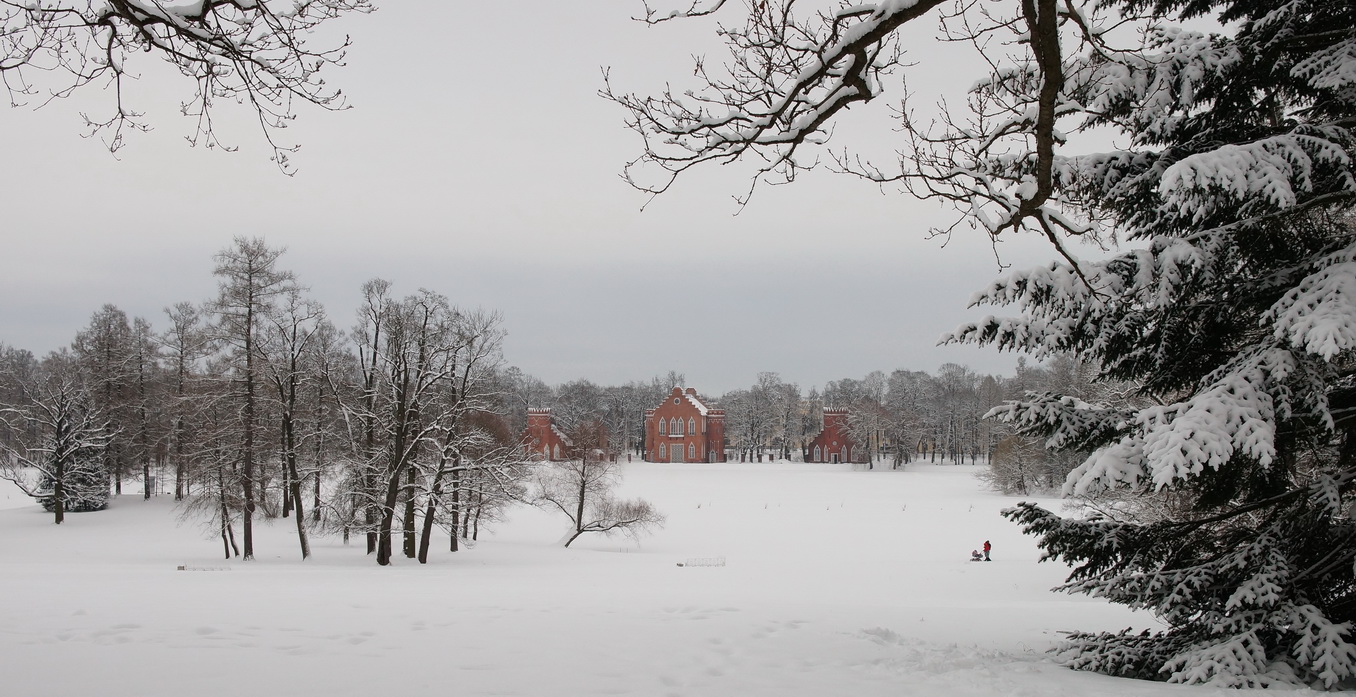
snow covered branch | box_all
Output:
[0,0,373,171]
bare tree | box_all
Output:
[261,285,328,559]
[533,419,663,548]
[345,277,393,555]
[180,357,244,559]
[160,302,210,500]
[210,236,295,560]
[410,309,520,562]
[1,0,373,170]
[71,304,134,495]
[128,317,164,499]
[344,289,509,566]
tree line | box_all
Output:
[521,360,1107,478]
[1,237,564,564]
[0,236,1099,564]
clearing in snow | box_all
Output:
[1,461,1251,696]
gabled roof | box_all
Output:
[684,391,710,416]
[550,422,574,447]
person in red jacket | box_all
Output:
[983,540,991,561]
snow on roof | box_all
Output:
[683,390,710,416]
[549,422,574,447]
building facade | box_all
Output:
[521,408,573,461]
[643,387,726,463]
[806,408,866,464]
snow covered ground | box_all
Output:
[0,462,1290,696]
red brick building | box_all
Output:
[521,408,573,461]
[644,387,726,463]
[807,408,866,464]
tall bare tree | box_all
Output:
[261,285,329,559]
[71,304,134,495]
[210,236,295,560]
[160,302,210,501]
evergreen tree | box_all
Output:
[945,1,1356,687]
[0,350,111,523]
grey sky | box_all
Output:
[0,1,1064,394]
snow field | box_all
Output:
[0,462,1283,696]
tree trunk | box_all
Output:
[283,404,309,559]
[218,468,238,558]
[376,464,402,566]
[461,492,472,541]
[448,465,461,553]
[472,489,483,541]
[312,470,322,522]
[288,458,310,560]
[242,307,256,561]
[52,458,65,525]
[403,464,418,558]
[417,475,442,564]
[571,461,588,544]
[281,443,292,518]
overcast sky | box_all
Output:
[0,1,1067,394]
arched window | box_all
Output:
[658,418,667,435]
[543,445,550,460]
[670,417,680,435]
[688,443,695,459]
[554,444,561,460]
[813,445,821,462]
[688,417,696,435]
[841,446,848,462]
[659,443,667,459]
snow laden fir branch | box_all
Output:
[948,219,1356,686]
[0,0,372,170]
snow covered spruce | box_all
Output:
[613,0,1356,688]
